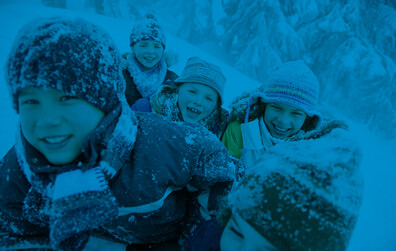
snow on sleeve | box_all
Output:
[236,125,364,215]
[186,125,236,190]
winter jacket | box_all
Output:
[150,83,230,139]
[0,105,236,250]
[122,53,178,107]
[187,117,364,251]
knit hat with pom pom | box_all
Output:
[6,16,125,114]
[129,14,166,49]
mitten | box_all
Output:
[50,167,118,250]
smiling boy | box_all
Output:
[18,88,105,165]
[0,17,235,250]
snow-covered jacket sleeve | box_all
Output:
[0,148,51,249]
[188,125,236,190]
[185,125,236,215]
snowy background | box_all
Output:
[0,0,395,250]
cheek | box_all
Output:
[75,109,104,133]
[177,92,190,106]
[205,102,217,114]
[19,113,35,139]
[293,117,306,129]
[156,48,164,56]
[263,110,273,124]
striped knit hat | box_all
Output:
[175,57,226,104]
[129,14,166,49]
[259,60,322,125]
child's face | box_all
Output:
[177,82,218,123]
[264,102,307,139]
[220,213,278,251]
[132,40,164,69]
[18,88,105,165]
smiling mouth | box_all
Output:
[143,56,157,62]
[272,124,290,133]
[187,107,202,115]
[41,135,71,144]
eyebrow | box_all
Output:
[18,90,34,97]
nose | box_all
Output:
[274,112,291,126]
[36,106,63,127]
[192,94,204,107]
[146,45,156,54]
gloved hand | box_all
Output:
[50,167,118,250]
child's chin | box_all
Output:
[44,152,79,166]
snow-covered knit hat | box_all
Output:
[258,60,322,125]
[175,56,226,104]
[129,14,166,49]
[227,135,364,251]
[6,17,125,114]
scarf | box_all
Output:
[127,54,167,98]
[16,102,138,250]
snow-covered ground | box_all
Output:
[0,2,395,250]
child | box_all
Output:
[186,118,364,250]
[222,60,323,166]
[123,14,178,108]
[0,17,235,250]
[150,56,230,139]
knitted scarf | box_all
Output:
[127,54,167,98]
[15,103,138,250]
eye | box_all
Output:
[292,111,305,117]
[206,96,215,102]
[60,95,78,102]
[20,99,39,105]
[188,90,196,94]
[270,104,281,111]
